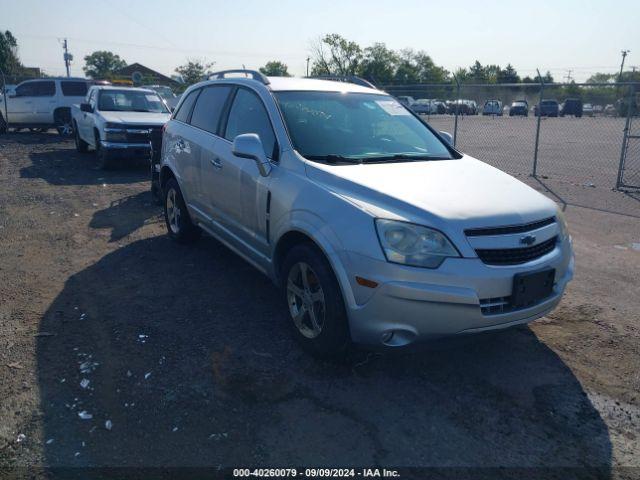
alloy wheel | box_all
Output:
[166,188,181,234]
[286,262,326,339]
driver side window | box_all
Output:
[224,89,277,160]
[15,82,37,97]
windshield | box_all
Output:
[150,86,175,99]
[98,90,169,113]
[275,92,454,163]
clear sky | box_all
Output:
[2,0,638,82]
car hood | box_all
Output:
[304,155,557,230]
[99,111,170,125]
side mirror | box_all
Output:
[232,133,271,177]
[7,90,16,98]
[80,103,93,113]
[439,131,453,146]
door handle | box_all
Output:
[210,157,222,169]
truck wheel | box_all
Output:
[95,132,112,169]
[74,122,88,153]
[164,178,201,243]
[0,113,6,134]
[55,109,73,137]
[281,243,350,358]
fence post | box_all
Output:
[452,73,460,147]
[616,83,636,189]
[532,69,544,177]
[0,67,8,130]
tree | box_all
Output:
[392,49,448,84]
[83,51,127,79]
[467,61,486,82]
[0,30,22,75]
[497,63,520,83]
[175,59,214,85]
[357,43,398,85]
[259,61,290,77]
[310,34,362,76]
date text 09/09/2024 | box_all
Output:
[233,468,400,478]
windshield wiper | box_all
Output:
[361,153,449,163]
[304,154,363,164]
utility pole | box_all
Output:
[306,57,310,77]
[619,49,630,81]
[564,69,573,83]
[62,39,72,77]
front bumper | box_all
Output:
[100,141,151,158]
[342,238,574,346]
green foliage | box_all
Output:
[0,30,22,75]
[259,61,290,77]
[310,34,362,76]
[357,43,398,85]
[175,59,214,85]
[83,51,127,79]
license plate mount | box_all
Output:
[511,268,555,309]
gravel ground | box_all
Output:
[0,132,639,478]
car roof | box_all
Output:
[198,76,385,95]
[90,85,156,93]
[22,77,87,82]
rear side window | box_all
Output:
[190,86,231,134]
[173,90,199,123]
[224,89,276,159]
[61,81,88,96]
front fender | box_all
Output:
[272,210,357,310]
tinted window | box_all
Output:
[61,81,88,96]
[34,81,56,96]
[174,89,199,123]
[225,89,276,159]
[190,86,231,134]
[16,82,37,97]
[16,81,55,97]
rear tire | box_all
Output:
[280,243,350,358]
[74,122,88,153]
[164,178,201,243]
[54,109,73,137]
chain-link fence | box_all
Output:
[384,81,639,192]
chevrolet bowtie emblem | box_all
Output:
[520,234,536,246]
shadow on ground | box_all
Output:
[36,236,612,475]
[21,140,147,186]
[89,192,161,242]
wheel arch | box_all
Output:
[272,224,356,310]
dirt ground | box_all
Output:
[0,132,639,478]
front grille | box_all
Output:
[124,125,161,143]
[475,236,557,265]
[465,217,556,237]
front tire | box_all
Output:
[281,243,350,358]
[94,132,112,169]
[74,122,88,152]
[164,178,201,243]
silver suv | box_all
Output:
[160,70,574,356]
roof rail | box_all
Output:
[208,69,270,85]
[308,75,377,89]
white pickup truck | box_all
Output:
[1,77,89,135]
[71,85,171,169]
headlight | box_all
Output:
[103,123,127,142]
[556,209,569,240]
[375,219,459,268]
